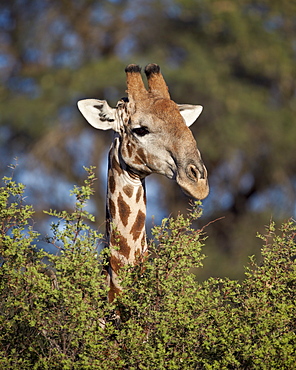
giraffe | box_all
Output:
[77,63,209,302]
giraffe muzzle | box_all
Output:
[176,162,209,200]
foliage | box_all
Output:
[0,167,113,369]
[1,170,295,369]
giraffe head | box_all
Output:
[78,63,209,199]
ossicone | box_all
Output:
[125,64,148,102]
[144,63,170,99]
[125,64,142,74]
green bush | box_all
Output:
[0,168,295,369]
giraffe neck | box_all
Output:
[106,134,147,301]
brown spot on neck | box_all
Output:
[136,186,142,203]
[123,184,134,198]
[108,281,122,302]
[110,231,131,260]
[109,254,123,273]
[112,155,123,175]
[108,198,116,218]
[118,192,131,227]
[108,173,116,194]
[130,209,146,241]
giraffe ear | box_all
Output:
[177,104,203,127]
[77,99,120,132]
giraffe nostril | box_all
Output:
[186,164,205,181]
[187,164,198,181]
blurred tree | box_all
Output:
[0,0,295,279]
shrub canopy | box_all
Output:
[0,168,295,369]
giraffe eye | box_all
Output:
[132,127,150,137]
